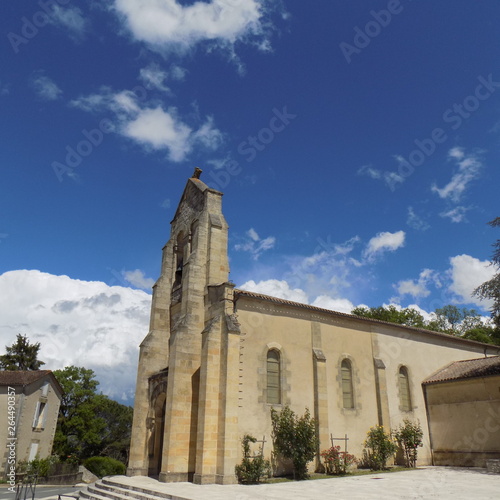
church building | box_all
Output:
[127,169,500,484]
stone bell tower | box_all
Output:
[127,168,240,485]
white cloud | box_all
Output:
[395,280,429,298]
[139,63,188,92]
[407,206,430,231]
[71,88,223,162]
[448,254,496,310]
[364,230,405,260]
[32,74,62,101]
[247,228,259,241]
[357,159,406,190]
[239,279,308,303]
[311,295,354,314]
[448,146,465,160]
[48,5,88,40]
[394,268,439,299]
[0,81,9,96]
[234,228,275,260]
[357,164,381,180]
[170,64,187,81]
[0,270,151,402]
[122,269,155,290]
[139,64,172,93]
[123,106,192,161]
[431,148,482,202]
[113,0,267,54]
[439,206,470,223]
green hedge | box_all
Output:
[83,457,126,478]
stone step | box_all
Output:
[94,482,150,500]
[81,482,169,500]
[100,479,177,500]
[79,485,109,500]
[93,482,173,500]
[93,478,192,500]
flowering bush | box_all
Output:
[271,406,318,480]
[235,434,271,484]
[363,425,397,470]
[320,446,357,475]
[393,419,423,468]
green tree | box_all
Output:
[270,406,318,480]
[462,325,500,345]
[351,305,427,328]
[53,366,106,461]
[0,334,45,370]
[473,217,500,328]
[93,394,134,463]
[432,305,482,336]
[352,304,495,341]
[53,366,133,463]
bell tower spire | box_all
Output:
[128,168,237,484]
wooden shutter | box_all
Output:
[32,402,41,428]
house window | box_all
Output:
[267,349,281,404]
[32,402,47,430]
[399,366,411,411]
[341,359,354,409]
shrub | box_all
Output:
[17,455,60,478]
[270,406,318,480]
[393,419,423,468]
[320,446,357,475]
[363,425,397,470]
[235,434,271,484]
[83,457,126,478]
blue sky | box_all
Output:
[1,0,499,401]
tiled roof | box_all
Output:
[0,370,63,394]
[423,356,500,384]
[234,289,500,350]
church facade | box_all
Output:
[127,169,500,484]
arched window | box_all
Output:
[341,359,354,409]
[399,366,411,411]
[267,349,281,404]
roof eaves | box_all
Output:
[234,289,500,350]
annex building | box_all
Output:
[127,169,500,484]
[0,370,63,478]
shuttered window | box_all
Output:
[32,401,47,429]
[399,366,411,411]
[267,350,281,404]
[341,359,354,409]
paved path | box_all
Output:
[0,485,80,500]
[95,467,500,500]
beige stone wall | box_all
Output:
[234,295,498,469]
[0,376,61,478]
[424,377,500,467]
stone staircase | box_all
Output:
[79,477,193,500]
